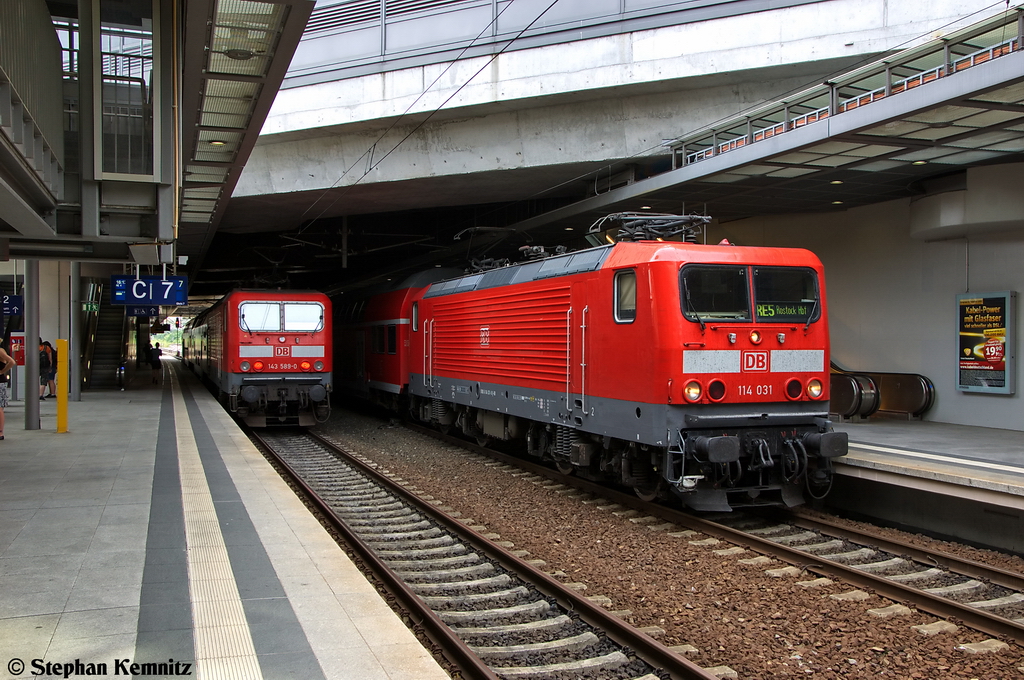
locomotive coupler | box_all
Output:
[747,437,774,471]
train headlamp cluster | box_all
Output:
[685,377,825,402]
[684,381,702,402]
[807,379,824,399]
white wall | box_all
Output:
[712,200,1024,430]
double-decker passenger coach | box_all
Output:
[183,290,332,427]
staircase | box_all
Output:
[87,297,126,389]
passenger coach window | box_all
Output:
[412,302,419,331]
[614,270,637,323]
[239,303,280,331]
[284,303,324,331]
[387,325,397,354]
[680,266,750,322]
[753,267,819,323]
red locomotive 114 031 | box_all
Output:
[337,214,847,511]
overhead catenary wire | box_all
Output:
[297,0,564,233]
[296,0,1016,244]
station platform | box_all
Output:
[0,361,450,680]
[830,418,1024,553]
[833,418,1024,510]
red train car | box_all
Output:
[338,220,846,510]
[183,290,332,427]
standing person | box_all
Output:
[42,340,57,398]
[150,342,162,383]
[38,339,52,400]
[0,345,14,439]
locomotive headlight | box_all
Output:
[314,361,324,371]
[240,361,251,372]
[300,361,312,371]
[684,380,703,402]
[279,336,286,343]
[749,330,762,344]
[253,361,265,371]
[807,379,824,399]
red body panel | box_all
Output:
[399,242,830,409]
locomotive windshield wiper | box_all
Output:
[240,313,252,334]
[804,297,819,331]
[684,288,706,332]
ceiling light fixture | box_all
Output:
[224,49,255,61]
[830,180,843,185]
[208,140,227,146]
[832,200,844,205]
[912,160,928,165]
[565,227,574,231]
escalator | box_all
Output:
[830,361,935,420]
[85,291,127,389]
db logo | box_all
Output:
[480,326,490,347]
[274,346,291,357]
[741,350,769,372]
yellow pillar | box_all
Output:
[57,338,69,433]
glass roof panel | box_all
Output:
[891,147,962,162]
[861,120,928,136]
[969,82,1024,105]
[906,105,979,124]
[765,167,819,178]
[903,125,974,141]
[954,110,1024,128]
[849,160,906,172]
[803,141,864,155]
[946,129,1023,148]
[929,149,1005,164]
[769,152,825,165]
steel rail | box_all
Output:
[307,430,721,680]
[784,509,1024,592]
[248,429,501,680]
[405,423,1024,644]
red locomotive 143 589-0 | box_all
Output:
[183,290,332,427]
[337,215,847,511]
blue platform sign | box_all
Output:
[2,294,23,316]
[111,276,187,305]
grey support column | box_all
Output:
[70,261,82,401]
[24,260,40,429]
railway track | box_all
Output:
[249,429,720,680]
[402,422,1024,646]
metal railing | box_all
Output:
[671,8,1024,167]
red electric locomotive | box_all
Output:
[183,290,332,427]
[337,215,846,510]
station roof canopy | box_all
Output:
[175,0,314,276]
[188,5,1024,298]
[508,7,1024,236]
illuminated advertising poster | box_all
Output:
[957,292,1016,395]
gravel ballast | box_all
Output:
[318,408,1024,678]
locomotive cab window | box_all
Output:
[753,267,819,323]
[284,303,325,332]
[614,270,637,323]
[239,303,280,331]
[239,302,325,332]
[412,302,419,331]
[680,266,750,322]
[387,324,397,354]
